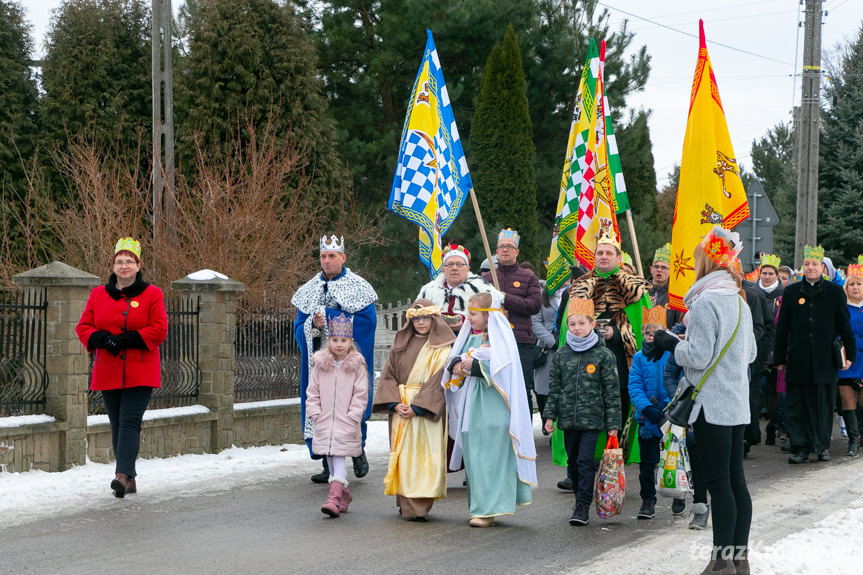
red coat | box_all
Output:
[306,349,368,457]
[76,283,168,391]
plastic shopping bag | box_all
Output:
[595,435,626,518]
[656,422,693,499]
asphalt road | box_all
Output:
[2,422,858,575]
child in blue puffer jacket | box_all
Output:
[628,306,678,520]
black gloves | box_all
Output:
[88,331,112,351]
[646,330,680,361]
[642,405,665,424]
[100,331,148,356]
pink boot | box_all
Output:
[321,479,344,517]
[339,484,352,513]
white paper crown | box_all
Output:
[320,234,345,253]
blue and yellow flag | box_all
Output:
[389,30,472,278]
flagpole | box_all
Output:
[625,209,645,277]
[469,188,500,290]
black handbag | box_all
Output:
[532,345,549,368]
[664,298,741,427]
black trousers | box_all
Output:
[744,369,762,443]
[785,381,836,454]
[692,412,751,552]
[687,429,708,504]
[637,434,660,502]
[563,429,600,507]
[102,387,153,478]
[517,342,537,410]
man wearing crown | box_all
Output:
[568,229,652,419]
[292,234,378,482]
[417,244,500,333]
[774,245,855,464]
[482,229,543,412]
[649,243,683,328]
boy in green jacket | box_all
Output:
[543,297,621,526]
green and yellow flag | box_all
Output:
[668,21,750,311]
[546,39,600,293]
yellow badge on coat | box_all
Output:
[131,301,140,308]
[798,298,805,305]
[513,281,521,288]
[586,364,596,374]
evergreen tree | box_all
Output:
[40,0,151,180]
[0,0,38,190]
[819,26,863,262]
[750,121,796,263]
[175,0,342,193]
[470,25,539,264]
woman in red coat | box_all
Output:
[76,237,168,498]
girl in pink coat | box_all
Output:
[305,313,369,517]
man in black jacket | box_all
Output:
[774,245,855,463]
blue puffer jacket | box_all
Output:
[628,348,670,438]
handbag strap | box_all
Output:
[690,297,742,399]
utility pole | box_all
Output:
[152,0,176,263]
[794,0,823,267]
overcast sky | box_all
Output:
[19,0,863,191]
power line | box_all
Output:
[640,0,785,21]
[597,2,797,68]
[630,9,799,31]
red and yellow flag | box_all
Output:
[668,20,750,311]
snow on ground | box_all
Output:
[0,414,56,428]
[0,420,390,528]
[578,455,863,575]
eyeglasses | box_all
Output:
[443,262,468,269]
[497,245,517,251]
[651,265,670,272]
[114,259,137,267]
[642,331,657,340]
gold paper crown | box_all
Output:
[760,254,781,270]
[328,313,353,338]
[802,245,824,261]
[653,243,671,265]
[567,297,595,318]
[621,252,634,267]
[642,305,667,328]
[858,254,863,266]
[596,228,621,250]
[847,264,863,279]
[498,228,520,247]
[114,237,141,259]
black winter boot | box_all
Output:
[845,410,860,456]
[311,458,330,483]
[765,423,776,446]
[352,449,369,478]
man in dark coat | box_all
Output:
[774,245,855,463]
[755,254,784,444]
[482,228,542,412]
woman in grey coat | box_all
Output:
[648,227,757,575]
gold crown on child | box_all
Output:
[320,235,345,253]
[567,297,595,318]
[642,305,667,328]
[328,313,353,338]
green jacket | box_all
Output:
[542,339,622,431]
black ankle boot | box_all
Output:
[765,424,776,445]
[311,458,330,483]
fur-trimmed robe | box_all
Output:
[417,273,499,319]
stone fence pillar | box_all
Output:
[13,262,101,470]
[171,272,245,452]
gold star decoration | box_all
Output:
[673,249,694,280]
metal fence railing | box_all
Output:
[0,288,48,417]
[234,297,300,403]
[88,294,201,415]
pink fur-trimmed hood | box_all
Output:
[311,349,366,373]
